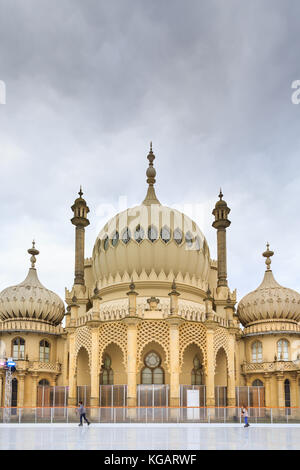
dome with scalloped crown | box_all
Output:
[92,145,211,287]
[0,243,65,325]
[237,244,300,326]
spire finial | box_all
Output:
[219,188,223,200]
[142,143,160,206]
[27,240,40,268]
[79,185,83,198]
[262,242,274,271]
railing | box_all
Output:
[242,361,299,373]
[1,407,300,424]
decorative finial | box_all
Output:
[219,188,223,200]
[78,185,83,198]
[172,278,177,291]
[142,143,160,205]
[262,242,274,271]
[129,278,136,291]
[27,240,39,268]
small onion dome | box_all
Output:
[0,242,65,325]
[237,244,300,326]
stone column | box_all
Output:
[276,374,285,408]
[290,373,298,408]
[168,317,181,407]
[17,373,26,408]
[205,327,216,406]
[264,373,271,408]
[124,318,139,407]
[226,338,235,406]
[0,371,3,407]
[90,327,100,406]
[68,332,77,406]
[74,226,85,285]
[31,373,39,408]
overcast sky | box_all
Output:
[1,0,300,307]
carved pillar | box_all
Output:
[264,373,271,408]
[205,326,216,406]
[227,332,236,406]
[31,373,39,408]
[124,318,139,407]
[17,373,26,407]
[276,374,285,408]
[68,332,77,405]
[168,317,181,407]
[0,371,3,407]
[290,373,298,408]
[90,327,100,406]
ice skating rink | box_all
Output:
[0,423,300,450]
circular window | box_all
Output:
[134,225,144,243]
[148,225,158,242]
[145,352,161,368]
[185,231,194,248]
[174,228,183,245]
[111,231,119,247]
[121,228,131,244]
[103,236,109,251]
[160,226,171,243]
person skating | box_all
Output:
[241,405,250,427]
[77,401,90,426]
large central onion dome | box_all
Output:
[92,145,211,286]
[0,242,65,325]
[237,244,300,326]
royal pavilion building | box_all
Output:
[0,145,300,412]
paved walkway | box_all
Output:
[0,423,299,450]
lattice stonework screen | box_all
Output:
[213,327,230,367]
[137,321,170,372]
[179,323,207,369]
[98,322,128,369]
[75,326,92,365]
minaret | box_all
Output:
[71,186,90,286]
[142,142,161,206]
[212,189,231,287]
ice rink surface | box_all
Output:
[0,423,300,450]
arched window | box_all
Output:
[100,354,114,385]
[148,225,158,242]
[141,351,164,384]
[39,340,50,363]
[160,226,171,244]
[12,337,25,360]
[191,355,203,385]
[111,230,119,247]
[277,339,289,361]
[252,379,264,387]
[134,225,144,243]
[103,235,109,251]
[121,227,131,245]
[251,341,262,363]
[38,379,50,386]
[185,231,194,248]
[174,228,183,245]
[284,379,291,408]
[11,378,18,407]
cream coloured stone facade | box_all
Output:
[0,146,300,409]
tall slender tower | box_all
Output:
[71,187,90,286]
[212,189,231,287]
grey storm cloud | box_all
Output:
[0,0,300,306]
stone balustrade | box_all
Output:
[242,361,300,374]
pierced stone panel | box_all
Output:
[75,326,92,366]
[214,327,230,367]
[137,320,170,372]
[98,322,128,370]
[179,323,207,370]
